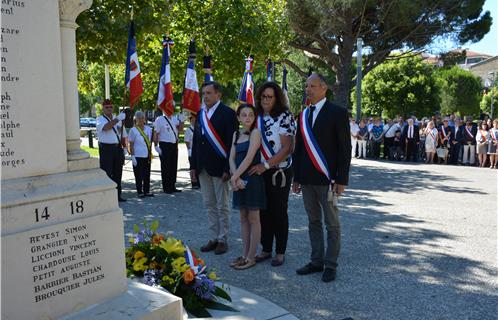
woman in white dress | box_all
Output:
[424,121,438,164]
[487,119,498,169]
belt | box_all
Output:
[99,142,120,147]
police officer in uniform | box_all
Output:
[153,109,185,193]
[96,99,127,202]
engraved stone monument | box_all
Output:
[1,1,181,319]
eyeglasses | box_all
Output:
[261,95,274,100]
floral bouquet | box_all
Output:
[125,220,237,317]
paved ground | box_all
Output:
[109,143,497,320]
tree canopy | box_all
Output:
[435,66,482,116]
[76,0,290,109]
[358,56,440,118]
[286,0,492,108]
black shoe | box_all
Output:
[172,188,182,193]
[145,193,154,197]
[296,263,323,275]
[322,268,336,282]
[163,190,173,194]
[138,193,145,198]
[200,240,218,252]
[118,197,127,202]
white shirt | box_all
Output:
[128,126,153,158]
[350,122,360,138]
[204,101,221,119]
[384,123,400,138]
[96,114,127,144]
[154,114,183,143]
[407,125,414,138]
[260,111,296,168]
[184,126,195,157]
[309,97,326,127]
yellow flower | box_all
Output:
[162,275,175,286]
[171,257,190,274]
[159,238,185,255]
[183,268,195,284]
[152,234,165,246]
[149,261,158,269]
[134,251,145,260]
[132,257,148,271]
[208,272,217,281]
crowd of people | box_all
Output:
[96,74,350,283]
[350,114,498,168]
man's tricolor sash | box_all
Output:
[198,109,228,158]
[441,125,448,139]
[256,115,275,161]
[299,108,330,181]
[465,126,474,139]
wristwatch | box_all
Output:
[263,161,270,170]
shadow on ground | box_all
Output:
[119,162,497,320]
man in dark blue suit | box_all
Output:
[292,73,351,282]
[450,118,463,165]
[191,81,238,255]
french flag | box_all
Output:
[157,36,175,116]
[282,65,290,106]
[238,55,254,105]
[182,57,201,113]
[266,58,273,81]
[125,20,143,108]
[203,53,214,83]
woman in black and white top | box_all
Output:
[128,111,154,198]
[248,82,296,267]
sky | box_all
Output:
[428,0,498,56]
[466,0,498,55]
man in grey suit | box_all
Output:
[292,73,351,282]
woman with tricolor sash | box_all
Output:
[424,121,438,164]
[248,82,296,267]
[487,119,498,169]
[128,111,154,198]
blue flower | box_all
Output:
[192,274,215,300]
[143,269,162,286]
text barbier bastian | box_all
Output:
[29,224,105,303]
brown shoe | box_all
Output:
[234,258,256,270]
[200,240,218,252]
[214,242,228,255]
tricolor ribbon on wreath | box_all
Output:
[299,107,331,181]
[185,246,206,276]
[198,109,228,158]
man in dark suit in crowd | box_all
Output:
[402,118,420,162]
[449,118,463,165]
[190,81,238,255]
[292,73,351,282]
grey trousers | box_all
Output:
[302,185,341,269]
[199,170,230,243]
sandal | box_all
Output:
[255,252,272,263]
[234,259,256,270]
[230,256,246,268]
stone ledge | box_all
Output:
[61,279,183,320]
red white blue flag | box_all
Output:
[203,53,214,83]
[157,37,175,116]
[125,20,143,108]
[299,107,331,181]
[266,58,273,81]
[282,65,290,106]
[182,40,201,114]
[238,55,254,105]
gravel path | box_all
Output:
[117,146,497,320]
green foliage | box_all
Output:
[480,87,497,115]
[356,56,440,118]
[434,66,482,116]
[286,0,492,108]
[76,0,290,110]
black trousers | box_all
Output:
[99,143,124,198]
[371,140,382,158]
[133,157,151,194]
[450,143,461,164]
[260,167,293,255]
[384,137,394,159]
[405,140,417,162]
[159,142,178,192]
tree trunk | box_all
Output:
[333,36,354,109]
